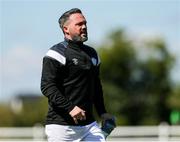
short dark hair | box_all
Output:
[58,8,82,31]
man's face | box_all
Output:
[64,13,88,42]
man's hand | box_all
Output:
[69,106,86,124]
[101,113,116,138]
[101,113,116,128]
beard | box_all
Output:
[72,33,88,42]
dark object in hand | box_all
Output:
[101,117,116,138]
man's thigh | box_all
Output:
[82,122,105,142]
[45,124,81,142]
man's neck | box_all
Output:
[64,37,83,45]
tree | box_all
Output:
[0,104,14,126]
[99,29,174,125]
[13,97,48,126]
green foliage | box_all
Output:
[0,97,48,127]
[167,86,180,109]
[0,104,14,126]
[13,97,48,126]
[99,28,175,125]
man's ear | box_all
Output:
[63,26,69,35]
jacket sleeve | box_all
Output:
[93,64,107,116]
[40,57,75,112]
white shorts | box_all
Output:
[45,121,105,142]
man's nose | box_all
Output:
[82,24,87,30]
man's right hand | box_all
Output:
[69,106,86,124]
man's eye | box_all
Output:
[78,23,83,26]
[77,22,86,26]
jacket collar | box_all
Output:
[64,38,84,50]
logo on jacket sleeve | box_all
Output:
[72,58,78,65]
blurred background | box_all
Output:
[0,0,180,141]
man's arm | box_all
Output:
[93,65,107,116]
[41,57,86,123]
[41,57,75,112]
[94,58,116,137]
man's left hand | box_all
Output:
[101,113,116,137]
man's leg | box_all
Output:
[45,124,81,142]
[82,122,106,141]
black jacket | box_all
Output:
[41,39,106,126]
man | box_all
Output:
[41,8,115,142]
